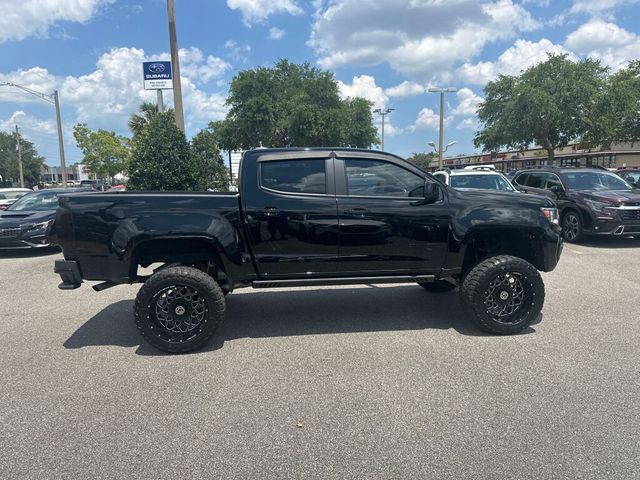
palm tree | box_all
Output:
[128,102,173,139]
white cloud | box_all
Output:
[268,27,285,40]
[0,110,56,136]
[459,38,574,84]
[224,39,252,62]
[174,47,231,84]
[337,75,389,109]
[451,88,483,117]
[565,19,640,70]
[309,0,539,80]
[0,0,113,43]
[0,67,58,103]
[0,46,230,136]
[385,81,425,98]
[410,108,442,131]
[457,117,479,130]
[226,0,303,26]
[568,0,636,16]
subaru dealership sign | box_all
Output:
[143,61,172,90]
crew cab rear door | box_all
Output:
[334,153,450,274]
[241,152,339,278]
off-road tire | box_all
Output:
[134,266,226,353]
[460,255,544,335]
[417,280,457,292]
[562,210,584,243]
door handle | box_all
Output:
[262,207,280,216]
[343,208,369,217]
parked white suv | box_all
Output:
[0,188,31,211]
[433,166,517,192]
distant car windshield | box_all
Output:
[563,171,633,191]
[7,191,61,211]
[450,174,514,191]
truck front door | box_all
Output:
[334,154,450,274]
[242,153,339,278]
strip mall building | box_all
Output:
[434,142,640,172]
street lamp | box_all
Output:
[0,82,68,187]
[428,141,456,168]
[427,86,457,169]
[373,107,394,151]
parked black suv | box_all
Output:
[512,167,640,242]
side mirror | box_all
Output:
[549,185,563,195]
[424,181,440,204]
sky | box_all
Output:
[1,0,640,166]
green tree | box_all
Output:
[584,60,640,149]
[212,59,378,150]
[474,54,607,160]
[0,131,45,187]
[127,111,196,191]
[407,151,438,170]
[191,127,229,191]
[73,124,129,180]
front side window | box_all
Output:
[260,159,326,194]
[345,159,424,197]
[539,173,562,190]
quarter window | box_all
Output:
[345,159,424,197]
[513,173,529,186]
[260,159,326,194]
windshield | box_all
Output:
[563,171,633,191]
[450,174,515,191]
[7,191,61,211]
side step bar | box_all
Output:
[252,275,435,289]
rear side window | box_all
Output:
[260,159,326,194]
[513,173,528,186]
[525,173,544,188]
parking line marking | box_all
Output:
[567,248,583,254]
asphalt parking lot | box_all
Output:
[1,239,639,479]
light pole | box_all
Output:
[0,82,68,186]
[428,140,457,168]
[373,107,394,151]
[167,0,185,132]
[427,87,457,168]
[15,125,24,187]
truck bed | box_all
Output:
[56,191,247,284]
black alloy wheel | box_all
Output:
[460,255,544,334]
[562,211,583,243]
[134,266,226,353]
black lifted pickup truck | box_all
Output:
[55,148,563,353]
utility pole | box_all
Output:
[157,89,165,113]
[0,82,67,186]
[15,125,24,188]
[427,87,457,168]
[373,108,394,151]
[53,90,67,187]
[167,0,185,132]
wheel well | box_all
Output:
[562,207,590,230]
[130,237,229,288]
[461,228,543,275]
